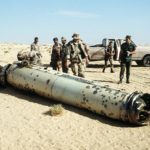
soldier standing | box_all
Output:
[60,37,70,73]
[31,37,42,65]
[102,41,115,73]
[118,35,136,84]
[51,37,62,71]
[68,33,88,78]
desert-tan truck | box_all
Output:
[88,38,150,67]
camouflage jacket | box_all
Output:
[51,43,62,62]
[17,50,30,61]
[60,44,70,60]
[105,45,115,59]
[68,41,88,63]
[17,50,41,65]
[31,43,42,57]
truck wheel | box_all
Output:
[136,60,143,66]
[143,55,150,67]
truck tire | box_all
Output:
[143,55,150,67]
[136,60,143,66]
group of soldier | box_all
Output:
[17,37,42,65]
[17,33,89,78]
[17,34,136,84]
[102,35,136,84]
[50,33,89,78]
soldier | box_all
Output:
[31,37,42,64]
[118,35,136,84]
[17,50,39,65]
[60,37,70,73]
[102,41,115,73]
[51,37,62,71]
[17,50,30,61]
[68,33,88,78]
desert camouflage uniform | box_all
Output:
[68,41,87,77]
[17,50,30,61]
[51,43,62,71]
[17,50,40,65]
[103,44,115,73]
[31,43,42,64]
[61,43,70,73]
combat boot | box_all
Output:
[111,69,115,73]
[118,80,122,84]
[78,73,85,78]
[102,68,105,73]
[118,77,123,84]
[126,78,130,84]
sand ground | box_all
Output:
[0,44,150,150]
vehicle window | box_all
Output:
[102,39,107,47]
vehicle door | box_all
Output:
[114,39,122,60]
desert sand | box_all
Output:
[0,43,150,150]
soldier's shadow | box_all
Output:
[87,63,143,68]
[87,64,121,68]
[0,86,142,128]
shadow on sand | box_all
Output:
[94,80,116,84]
[42,63,142,68]
[87,63,142,68]
[0,86,142,128]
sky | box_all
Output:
[0,0,150,45]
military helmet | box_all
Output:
[126,35,131,40]
[61,37,67,41]
[53,37,58,41]
[72,33,80,40]
[34,37,38,40]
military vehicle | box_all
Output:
[88,38,150,67]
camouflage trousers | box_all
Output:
[62,60,69,73]
[103,57,114,72]
[71,62,85,78]
[52,60,61,71]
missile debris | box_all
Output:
[0,62,150,125]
